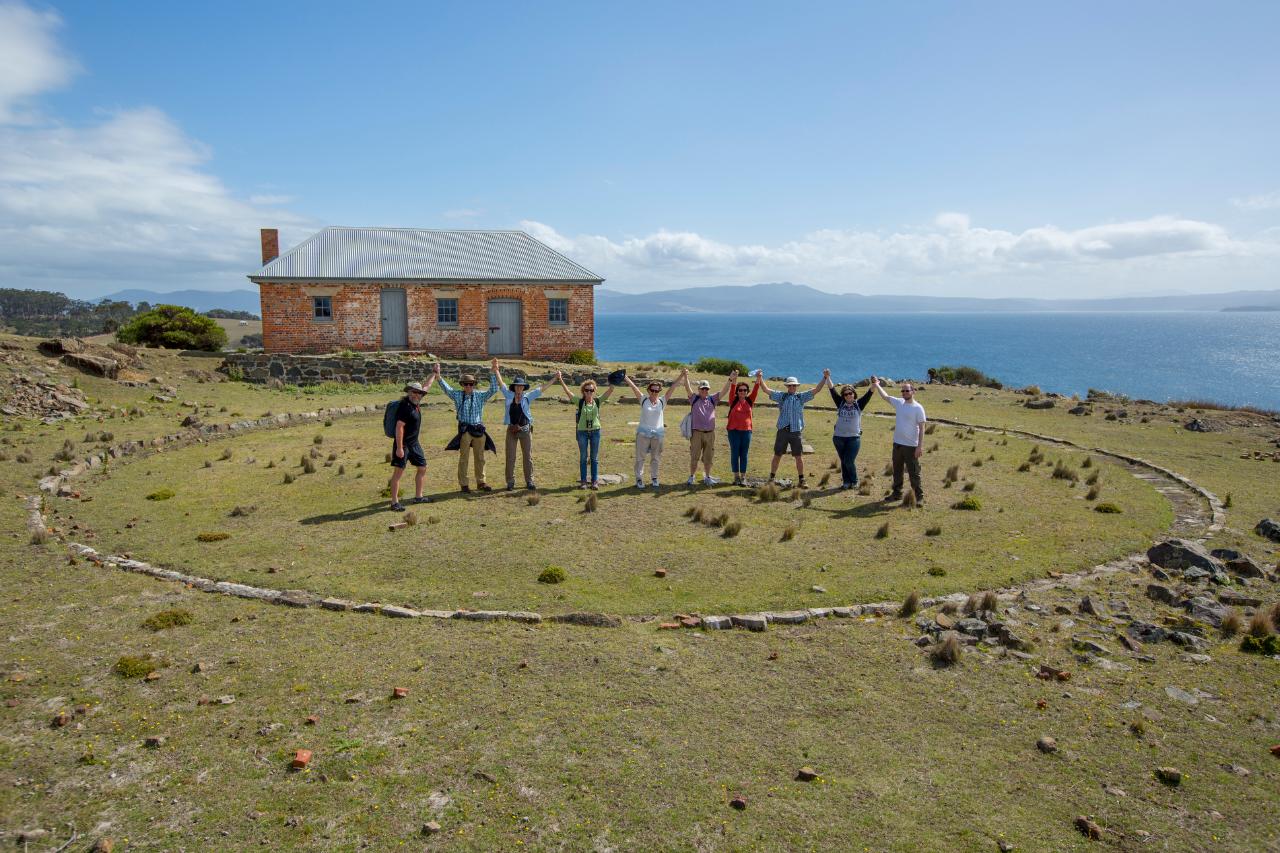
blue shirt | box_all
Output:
[769,388,815,432]
[500,386,543,425]
[439,373,498,425]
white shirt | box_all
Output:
[888,396,927,447]
[637,396,666,435]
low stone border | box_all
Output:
[29,410,1225,632]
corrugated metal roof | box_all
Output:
[250,227,604,283]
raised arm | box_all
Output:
[663,375,680,403]
[492,358,507,393]
[816,369,832,393]
[558,374,575,401]
[857,386,874,410]
[755,370,776,396]
[436,362,457,398]
[871,375,893,403]
[623,374,642,399]
[539,370,561,395]
[680,369,694,398]
[598,384,616,401]
[717,370,737,402]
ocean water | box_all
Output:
[595,312,1280,410]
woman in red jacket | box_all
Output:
[726,370,763,485]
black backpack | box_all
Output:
[383,398,404,438]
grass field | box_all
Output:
[2,335,1278,851]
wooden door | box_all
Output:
[380,289,407,349]
[487,299,522,356]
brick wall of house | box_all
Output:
[258,282,596,359]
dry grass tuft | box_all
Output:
[219,447,233,461]
[1220,609,1243,637]
[584,492,598,513]
[526,492,541,506]
[925,525,942,536]
[963,593,979,614]
[282,472,295,484]
[874,521,890,539]
[1017,462,1032,472]
[930,633,963,666]
[302,457,317,475]
[1085,470,1100,485]
[1270,602,1280,633]
[228,505,256,517]
[756,483,780,503]
[780,523,798,542]
[940,601,958,615]
[722,519,742,538]
[980,591,998,613]
[962,482,976,492]
[898,590,920,618]
[403,511,418,526]
[1051,461,1078,482]
[1085,485,1101,501]
[901,490,917,509]
[857,481,872,496]
[1247,610,1272,638]
[1081,456,1093,468]
[817,472,831,488]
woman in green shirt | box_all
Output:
[559,376,615,489]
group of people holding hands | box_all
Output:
[386,359,927,512]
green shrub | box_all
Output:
[114,654,161,678]
[1239,635,1280,655]
[1094,502,1122,514]
[951,496,982,511]
[566,350,597,365]
[656,360,684,369]
[926,365,1002,389]
[537,565,567,584]
[146,488,175,501]
[116,305,228,351]
[196,531,230,542]
[927,564,945,574]
[694,357,749,376]
[142,609,193,631]
[925,527,942,538]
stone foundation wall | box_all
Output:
[219,352,606,387]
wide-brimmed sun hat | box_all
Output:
[510,376,530,389]
[404,382,428,394]
[459,373,478,384]
[784,376,800,386]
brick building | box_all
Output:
[250,227,603,358]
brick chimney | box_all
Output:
[260,228,280,265]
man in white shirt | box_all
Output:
[872,376,927,504]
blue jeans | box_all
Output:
[576,429,601,482]
[832,434,861,486]
[727,429,752,474]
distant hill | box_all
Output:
[103,289,261,315]
[596,283,1280,314]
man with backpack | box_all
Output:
[436,360,500,492]
[386,378,436,510]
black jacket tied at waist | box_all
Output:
[444,422,496,453]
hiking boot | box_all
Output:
[886,492,902,502]
[797,476,807,488]
[460,485,472,494]
[477,483,493,492]
[525,482,537,491]
[635,478,646,489]
[505,482,515,491]
[412,495,432,504]
[390,501,405,511]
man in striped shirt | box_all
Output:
[435,361,500,492]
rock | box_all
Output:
[701,615,732,630]
[998,841,1014,852]
[679,616,700,629]
[1209,548,1242,561]
[1223,763,1250,777]
[1155,766,1182,786]
[1072,637,1113,656]
[810,585,827,594]
[1126,617,1167,637]
[38,337,85,356]
[319,597,354,611]
[1147,539,1224,573]
[1224,554,1266,579]
[421,821,442,835]
[1217,588,1261,608]
[216,694,236,705]
[1024,399,1055,409]
[1119,634,1142,653]
[956,617,988,637]
[1165,686,1199,705]
[1145,584,1179,606]
[1180,653,1213,664]
[1184,418,1219,432]
[1068,405,1089,415]
[381,605,420,618]
[653,568,667,578]
[550,612,622,628]
[795,766,819,781]
[1036,736,1058,754]
[1168,631,1208,651]
[729,796,748,810]
[50,711,70,728]
[1103,784,1126,797]
[730,614,768,632]
[181,414,202,427]
[1074,816,1102,840]
[1079,596,1106,617]
[1186,596,1227,627]
[1255,518,1280,543]
[63,352,119,378]
[145,735,166,748]
[764,610,809,625]
[1183,567,1211,583]
[935,613,955,629]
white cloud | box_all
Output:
[0,2,313,297]
[1231,191,1280,211]
[523,214,1272,296]
[0,2,75,123]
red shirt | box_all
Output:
[726,386,759,431]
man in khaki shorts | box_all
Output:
[681,370,736,486]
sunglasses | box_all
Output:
[648,387,662,393]
[843,391,855,396]
[461,382,476,387]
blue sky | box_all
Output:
[1,0,1278,297]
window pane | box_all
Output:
[437,298,458,324]
[313,296,331,319]
[548,298,568,323]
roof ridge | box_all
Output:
[321,226,530,234]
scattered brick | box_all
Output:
[291,749,312,770]
[392,687,408,699]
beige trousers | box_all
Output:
[456,431,487,487]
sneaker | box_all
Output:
[412,495,432,504]
[460,485,472,494]
[578,481,588,489]
[636,478,645,489]
[703,475,720,486]
[797,476,807,488]
[590,481,600,490]
[525,482,537,491]
[686,475,696,486]
[651,478,660,488]
[390,501,405,511]
[505,482,515,491]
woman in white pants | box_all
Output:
[623,370,683,488]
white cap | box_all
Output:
[784,376,800,386]
[696,380,711,389]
